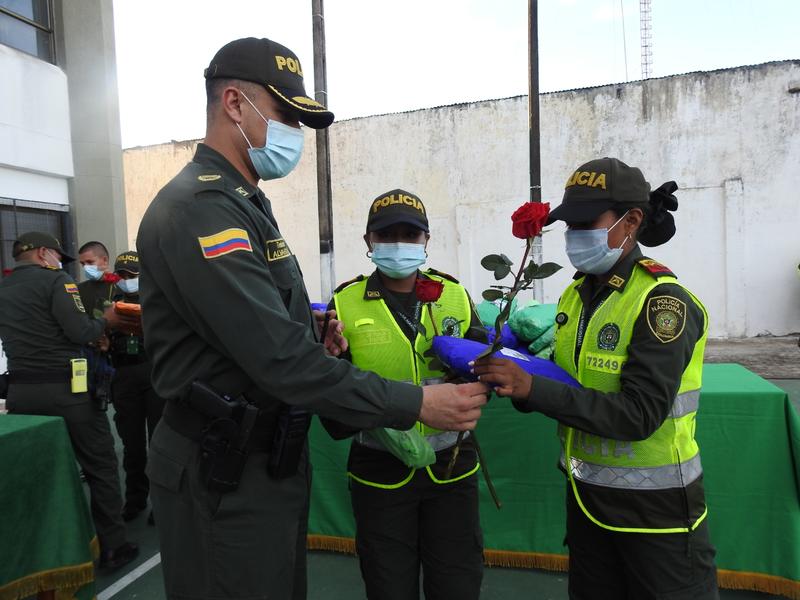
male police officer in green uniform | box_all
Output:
[474,158,719,599]
[109,251,164,523]
[0,232,140,570]
[137,37,488,600]
[78,240,116,316]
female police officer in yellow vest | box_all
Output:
[473,158,719,599]
[323,189,486,600]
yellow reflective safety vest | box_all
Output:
[333,272,478,488]
[553,262,709,533]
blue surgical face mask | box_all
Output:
[371,242,427,279]
[236,91,304,181]
[83,264,103,281]
[117,278,139,294]
[564,212,630,275]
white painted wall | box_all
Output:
[0,44,74,192]
[123,61,800,339]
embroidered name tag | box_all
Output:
[266,238,292,262]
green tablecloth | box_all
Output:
[308,364,800,599]
[0,415,97,600]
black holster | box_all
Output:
[267,405,311,480]
[186,381,258,492]
[0,372,8,400]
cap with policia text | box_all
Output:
[12,231,75,263]
[547,157,651,225]
[114,251,140,275]
[366,189,429,233]
[204,37,334,129]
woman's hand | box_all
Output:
[470,357,533,399]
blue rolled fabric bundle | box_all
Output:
[310,302,329,313]
[485,323,523,350]
[432,336,581,388]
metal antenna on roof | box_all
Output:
[640,0,653,78]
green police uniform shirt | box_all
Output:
[512,246,707,528]
[136,143,421,429]
[0,264,107,371]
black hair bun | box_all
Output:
[639,181,678,247]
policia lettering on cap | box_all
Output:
[472,157,720,600]
[136,37,488,600]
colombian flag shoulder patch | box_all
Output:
[198,228,253,259]
[64,283,79,294]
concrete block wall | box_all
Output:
[122,60,800,339]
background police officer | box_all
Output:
[0,232,140,570]
[473,158,719,599]
[109,251,164,524]
[78,240,116,317]
[137,37,487,600]
[324,190,488,600]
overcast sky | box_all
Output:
[113,0,799,148]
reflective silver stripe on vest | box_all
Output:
[561,453,703,490]
[671,390,700,418]
[356,430,468,453]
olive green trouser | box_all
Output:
[147,419,311,600]
[7,381,127,551]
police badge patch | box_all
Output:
[597,323,620,350]
[646,295,686,343]
[441,316,462,337]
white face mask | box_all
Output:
[46,249,62,270]
[117,278,139,294]
[564,212,629,275]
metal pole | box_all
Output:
[312,0,335,303]
[528,0,544,301]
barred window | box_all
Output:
[0,199,70,274]
[0,0,54,63]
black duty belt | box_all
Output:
[162,399,277,452]
[112,355,149,368]
[9,370,71,384]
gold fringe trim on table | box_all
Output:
[307,537,799,598]
[307,534,357,555]
[484,549,569,571]
[718,568,800,600]
[0,561,94,600]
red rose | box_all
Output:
[511,202,550,239]
[415,278,444,303]
[102,272,121,284]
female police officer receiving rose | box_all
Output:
[474,157,720,600]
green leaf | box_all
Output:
[480,254,506,271]
[482,289,504,301]
[493,264,511,280]
[523,260,537,281]
[530,262,563,279]
[423,347,438,358]
[415,322,428,339]
[499,254,513,266]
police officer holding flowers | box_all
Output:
[324,189,487,600]
[0,232,140,570]
[137,38,488,599]
[473,157,719,599]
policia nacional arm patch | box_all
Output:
[646,295,686,343]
